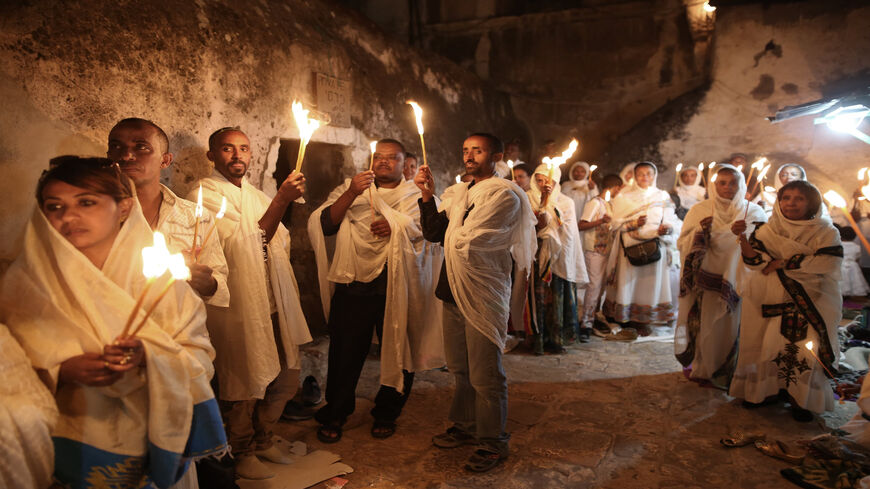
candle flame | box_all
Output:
[370,140,377,153]
[703,1,716,12]
[407,101,424,135]
[805,340,814,351]
[507,159,514,169]
[166,253,191,280]
[142,232,170,278]
[589,164,598,173]
[561,139,579,160]
[698,162,705,171]
[543,156,552,168]
[710,161,717,169]
[823,190,847,209]
[455,174,461,184]
[605,190,611,202]
[195,185,203,218]
[675,163,683,172]
[710,173,718,183]
[758,164,771,180]
[860,167,868,181]
[861,184,870,201]
[216,197,227,219]
[291,100,321,144]
[751,157,767,169]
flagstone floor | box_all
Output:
[272,336,857,489]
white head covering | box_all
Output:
[619,163,636,188]
[767,181,830,242]
[564,161,590,188]
[529,163,563,211]
[708,164,747,225]
[675,166,707,210]
[773,163,807,190]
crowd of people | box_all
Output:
[1,118,868,488]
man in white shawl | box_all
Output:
[415,133,536,472]
[730,180,842,422]
[108,118,229,308]
[0,156,226,489]
[528,163,589,350]
[675,164,766,389]
[561,161,598,223]
[0,322,58,489]
[190,128,312,480]
[307,139,443,443]
[603,162,682,334]
[671,166,706,220]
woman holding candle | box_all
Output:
[675,165,766,389]
[603,162,681,335]
[671,166,706,220]
[527,163,589,351]
[561,161,598,223]
[0,156,226,488]
[729,180,842,422]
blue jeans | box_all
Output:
[441,302,509,454]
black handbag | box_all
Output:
[621,233,661,266]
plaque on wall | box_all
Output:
[315,73,352,128]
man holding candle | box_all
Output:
[191,127,312,480]
[307,139,443,443]
[107,118,229,306]
[415,133,536,472]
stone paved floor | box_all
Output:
[275,336,857,489]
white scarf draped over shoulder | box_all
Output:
[195,171,312,401]
[439,177,537,350]
[610,165,681,247]
[307,178,444,393]
[527,164,588,285]
[674,167,706,210]
[0,200,225,489]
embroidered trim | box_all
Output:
[775,269,836,372]
[773,341,811,388]
[785,254,805,270]
[696,269,741,311]
[742,253,764,266]
[815,245,844,257]
[602,299,675,323]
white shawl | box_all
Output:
[0,201,224,489]
[674,167,706,211]
[194,171,312,401]
[528,164,588,285]
[439,177,537,350]
[307,179,444,393]
[0,322,58,489]
[561,161,599,223]
[610,164,681,246]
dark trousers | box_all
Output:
[315,286,414,426]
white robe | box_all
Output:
[675,164,767,382]
[561,161,598,224]
[841,240,869,296]
[603,168,681,324]
[439,177,537,350]
[729,197,842,413]
[192,171,312,401]
[0,201,225,488]
[673,168,706,213]
[0,322,58,489]
[527,164,588,286]
[307,179,444,392]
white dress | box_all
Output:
[841,240,870,296]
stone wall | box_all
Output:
[0,0,522,332]
[609,0,870,191]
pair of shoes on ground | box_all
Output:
[604,328,638,341]
[236,440,300,480]
[432,427,506,472]
[578,328,592,343]
[316,420,397,444]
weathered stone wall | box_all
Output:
[0,0,521,331]
[612,0,870,191]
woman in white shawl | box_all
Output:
[603,162,681,334]
[671,166,706,220]
[729,180,842,422]
[528,164,589,352]
[0,157,226,489]
[675,164,766,389]
[561,161,598,223]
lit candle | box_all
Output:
[743,164,772,219]
[507,160,515,180]
[673,163,683,187]
[368,140,377,220]
[129,253,191,338]
[698,162,706,186]
[190,184,202,252]
[745,157,767,190]
[407,101,427,168]
[196,196,226,263]
[121,232,170,338]
[589,164,598,174]
[804,340,838,380]
[455,174,461,184]
[736,164,743,172]
[291,100,323,173]
[825,190,870,255]
[859,167,867,181]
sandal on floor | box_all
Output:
[464,447,506,473]
[371,421,396,439]
[754,439,804,465]
[720,431,766,448]
[316,424,342,444]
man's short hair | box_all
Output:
[377,138,405,154]
[404,151,417,160]
[208,126,244,150]
[513,163,535,177]
[112,118,170,153]
[601,174,623,189]
[468,133,504,154]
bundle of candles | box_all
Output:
[541,139,579,207]
[291,100,326,174]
